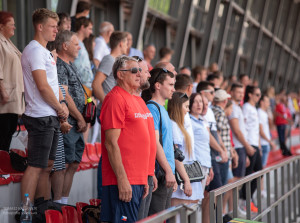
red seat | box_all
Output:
[76,202,88,223]
[81,147,90,163]
[89,198,101,206]
[0,176,12,185]
[86,143,99,162]
[62,206,79,223]
[0,151,23,175]
[79,147,93,170]
[94,142,102,158]
[10,149,27,157]
[45,210,63,223]
[11,175,23,183]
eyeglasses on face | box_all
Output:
[202,89,215,95]
[119,67,142,74]
[179,93,189,99]
[132,56,143,62]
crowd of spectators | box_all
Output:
[0,1,300,222]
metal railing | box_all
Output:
[209,155,300,223]
[138,155,300,223]
[137,203,201,223]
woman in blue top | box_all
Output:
[168,92,203,206]
[189,93,212,195]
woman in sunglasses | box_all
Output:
[168,92,203,206]
[240,85,263,208]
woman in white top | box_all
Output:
[189,93,212,193]
[168,92,203,206]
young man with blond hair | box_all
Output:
[21,8,68,202]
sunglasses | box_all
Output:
[202,89,215,95]
[152,68,172,83]
[179,93,188,99]
[132,56,143,62]
[119,67,142,74]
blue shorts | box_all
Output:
[101,185,144,222]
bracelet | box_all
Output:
[60,99,68,108]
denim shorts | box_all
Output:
[63,126,85,164]
[22,114,60,168]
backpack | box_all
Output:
[82,204,101,223]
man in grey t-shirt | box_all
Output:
[98,54,116,96]
[92,31,128,103]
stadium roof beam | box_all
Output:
[228,0,251,77]
[216,1,233,72]
[198,0,221,67]
[261,0,284,89]
[274,1,295,90]
[249,0,270,81]
[128,0,149,49]
[171,0,194,68]
[283,7,300,90]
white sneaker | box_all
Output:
[238,199,247,217]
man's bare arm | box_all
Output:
[229,118,255,156]
[105,128,132,202]
[92,71,107,103]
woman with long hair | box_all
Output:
[168,92,203,206]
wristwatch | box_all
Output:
[60,99,68,108]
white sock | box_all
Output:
[54,199,61,203]
[61,197,69,204]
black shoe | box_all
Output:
[282,150,292,156]
[223,214,233,223]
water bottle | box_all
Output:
[20,193,32,223]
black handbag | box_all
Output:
[175,160,205,186]
[9,151,27,172]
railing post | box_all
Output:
[209,191,216,223]
[274,168,279,223]
[179,206,187,223]
[266,172,271,223]
[292,161,297,221]
[287,163,291,222]
[246,181,251,219]
[298,159,300,217]
[281,166,285,223]
[216,195,223,223]
[232,187,238,218]
[256,176,262,216]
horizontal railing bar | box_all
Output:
[211,156,300,196]
[252,184,300,221]
[137,203,199,223]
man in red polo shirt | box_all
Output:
[100,56,150,222]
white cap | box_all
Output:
[214,89,231,101]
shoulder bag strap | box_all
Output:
[146,101,163,147]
